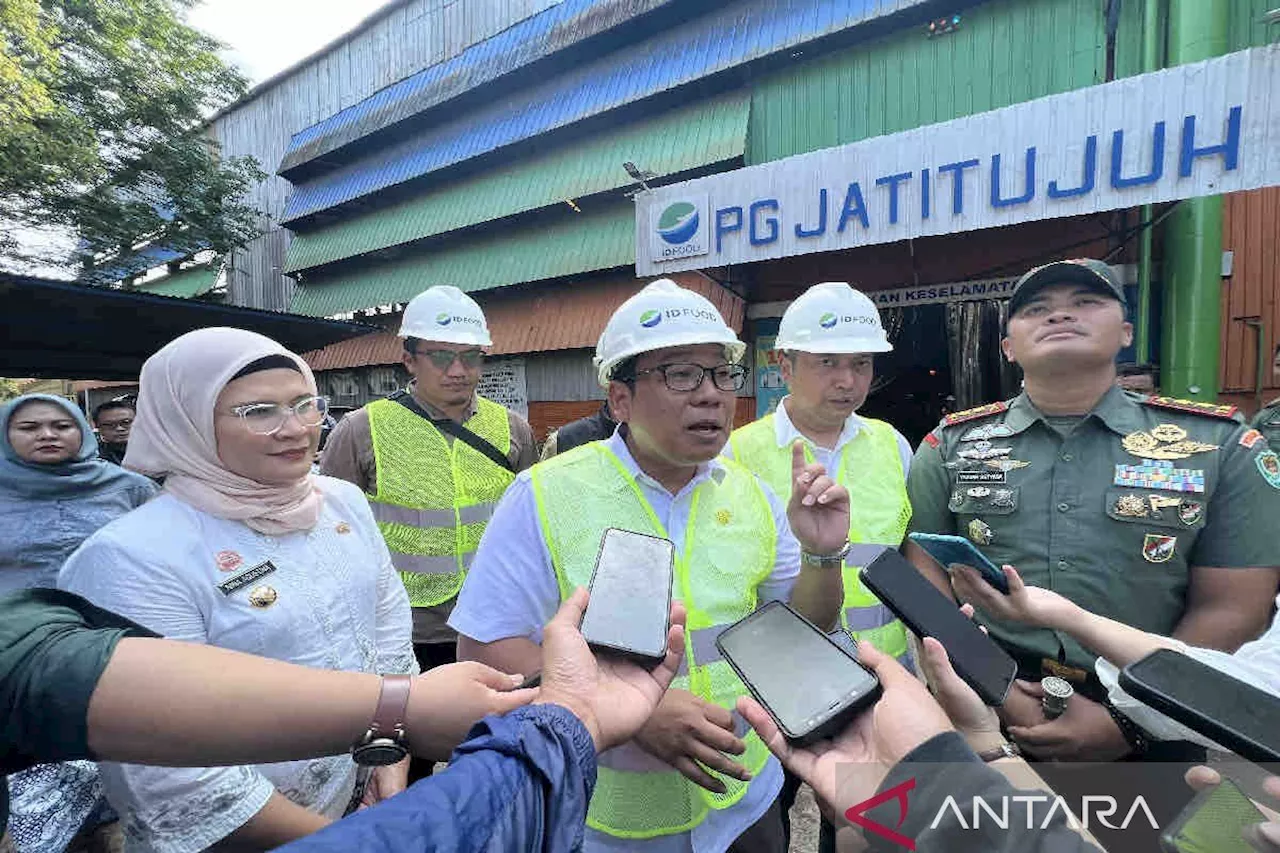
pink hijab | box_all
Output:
[125,327,324,534]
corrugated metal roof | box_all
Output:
[300,271,744,369]
[290,202,635,317]
[89,244,189,284]
[280,0,923,224]
[278,0,678,176]
[285,93,749,274]
[135,263,222,299]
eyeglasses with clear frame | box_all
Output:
[633,362,747,392]
[228,395,330,435]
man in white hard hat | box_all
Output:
[449,278,851,852]
[321,285,536,778]
[725,281,915,852]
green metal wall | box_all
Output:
[1117,0,1276,79]
[746,0,1106,166]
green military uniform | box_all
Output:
[1251,397,1280,451]
[907,385,1280,682]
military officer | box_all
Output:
[1251,344,1280,450]
[906,258,1280,764]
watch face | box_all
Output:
[353,739,408,767]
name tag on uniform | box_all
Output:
[218,560,278,596]
[957,470,1006,484]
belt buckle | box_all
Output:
[1040,658,1088,684]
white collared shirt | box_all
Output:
[723,396,913,476]
[449,429,797,853]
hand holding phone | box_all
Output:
[1163,777,1267,853]
[716,601,881,745]
[908,532,1010,594]
[861,550,1016,706]
[580,528,673,667]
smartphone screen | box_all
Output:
[1163,779,1264,853]
[717,602,880,737]
[1121,649,1280,765]
[908,532,1010,594]
[862,550,1016,705]
[580,528,673,662]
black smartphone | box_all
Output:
[716,601,882,745]
[1160,778,1265,853]
[1120,649,1280,765]
[579,528,674,667]
[861,549,1016,705]
[908,532,1010,594]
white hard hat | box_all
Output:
[775,282,892,354]
[398,285,492,347]
[594,278,745,386]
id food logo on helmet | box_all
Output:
[650,194,709,262]
[435,312,483,329]
[639,309,663,328]
[819,312,839,329]
[817,312,879,329]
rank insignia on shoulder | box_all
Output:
[1142,395,1240,420]
[923,432,940,448]
[1239,429,1265,450]
[943,401,1010,427]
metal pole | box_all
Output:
[1135,0,1161,363]
[1160,0,1227,400]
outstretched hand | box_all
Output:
[536,588,686,752]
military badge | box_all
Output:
[1113,495,1148,517]
[1142,534,1177,564]
[967,487,992,499]
[1178,501,1203,525]
[1150,424,1188,443]
[1123,431,1160,455]
[1256,451,1280,489]
[992,489,1016,508]
[968,519,994,545]
[215,550,243,572]
[1148,495,1181,512]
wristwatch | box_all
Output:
[801,540,852,568]
[352,675,413,767]
[975,740,1021,762]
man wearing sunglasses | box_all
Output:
[450,278,851,853]
[321,285,536,782]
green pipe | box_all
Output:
[1160,0,1227,400]
[1135,0,1161,363]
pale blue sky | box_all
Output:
[189,0,390,84]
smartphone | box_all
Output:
[908,532,1010,594]
[716,601,882,745]
[1160,778,1265,853]
[861,549,1016,705]
[579,528,674,667]
[1120,649,1280,765]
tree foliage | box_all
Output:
[0,0,265,277]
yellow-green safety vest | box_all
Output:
[531,442,776,839]
[729,414,913,661]
[366,395,514,607]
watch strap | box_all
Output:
[370,674,413,739]
[975,741,1021,762]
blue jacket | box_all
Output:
[279,704,597,853]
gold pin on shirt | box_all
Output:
[1150,424,1188,443]
[248,586,278,608]
[1114,495,1149,517]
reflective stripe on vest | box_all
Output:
[367,396,513,607]
[728,415,912,659]
[531,443,777,839]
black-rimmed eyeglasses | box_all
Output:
[633,363,747,392]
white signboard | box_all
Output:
[478,357,528,418]
[637,46,1280,276]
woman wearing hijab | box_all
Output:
[1,393,157,853]
[0,393,157,594]
[58,328,417,853]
